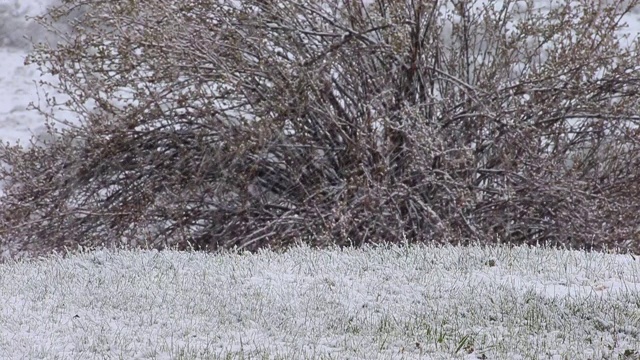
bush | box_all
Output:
[1,0,640,260]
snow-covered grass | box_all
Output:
[0,244,639,359]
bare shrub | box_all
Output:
[1,0,640,260]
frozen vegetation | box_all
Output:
[0,244,639,359]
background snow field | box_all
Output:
[0,245,639,359]
[0,0,65,146]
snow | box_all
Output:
[0,244,639,359]
[0,0,640,358]
[0,0,67,146]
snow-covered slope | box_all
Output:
[0,48,47,146]
[1,244,640,359]
[0,0,60,146]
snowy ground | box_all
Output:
[1,0,640,359]
[1,244,640,359]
